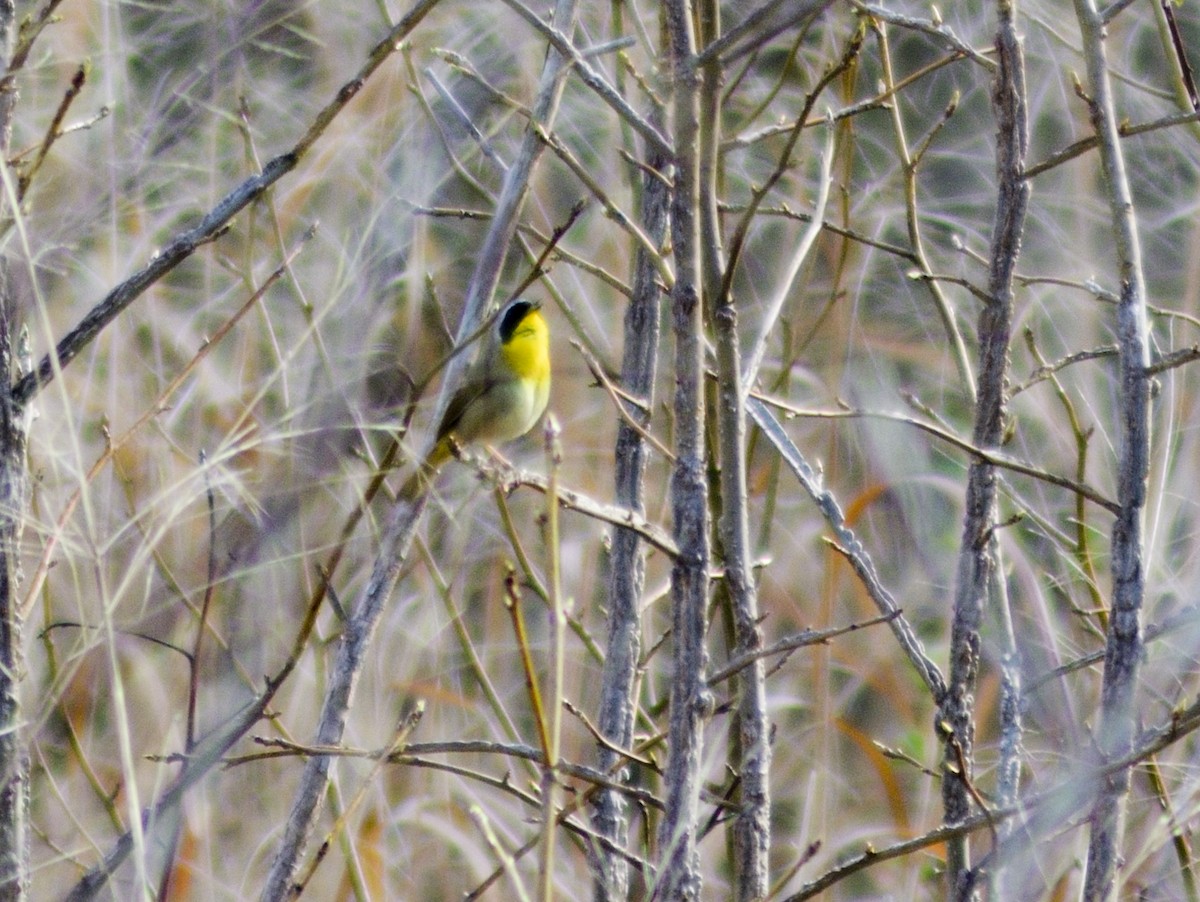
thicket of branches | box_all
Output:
[0,0,1197,899]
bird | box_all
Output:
[402,297,551,499]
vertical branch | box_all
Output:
[538,417,566,902]
[0,243,25,902]
[591,111,670,902]
[697,1,770,898]
[259,494,431,902]
[259,2,580,899]
[872,19,976,403]
[943,1,1030,896]
[712,127,772,902]
[0,1,26,897]
[984,5,1029,899]
[655,0,713,898]
[1074,0,1153,897]
[940,0,1030,889]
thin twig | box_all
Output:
[14,0,443,405]
[747,397,947,700]
[1146,345,1200,376]
[784,692,1200,899]
[719,28,862,316]
[707,611,898,686]
[572,338,675,463]
[850,1,996,70]
[695,0,831,65]
[15,61,87,202]
[873,17,976,402]
[1011,344,1119,395]
[1025,109,1200,178]
[470,806,533,902]
[754,395,1119,513]
[740,115,835,393]
[290,704,425,898]
[494,0,671,158]
[185,452,220,752]
[502,464,679,557]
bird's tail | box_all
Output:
[399,437,453,500]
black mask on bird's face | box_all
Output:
[499,299,540,342]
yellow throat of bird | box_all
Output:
[501,309,550,382]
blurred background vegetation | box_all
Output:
[9,0,1200,898]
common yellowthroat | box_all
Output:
[403,297,551,498]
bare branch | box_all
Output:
[747,397,947,700]
[1025,109,1200,178]
[754,397,1119,513]
[872,17,977,403]
[852,1,996,69]
[695,0,832,65]
[654,2,713,897]
[939,5,1030,893]
[64,577,330,901]
[740,117,834,393]
[707,612,899,687]
[494,0,671,158]
[1071,0,1154,896]
[591,68,672,892]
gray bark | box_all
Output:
[0,268,27,902]
[1074,0,1153,897]
[985,5,1029,898]
[591,142,670,899]
[654,0,713,897]
[0,1,27,895]
[941,3,1030,897]
[714,300,771,901]
[698,1,771,896]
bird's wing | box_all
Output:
[436,372,495,442]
